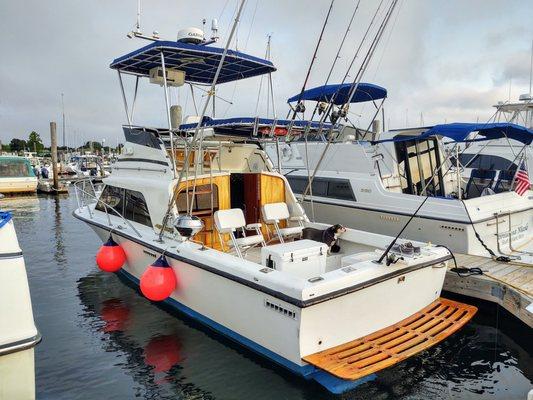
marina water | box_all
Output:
[3,192,531,399]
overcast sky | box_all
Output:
[0,0,532,146]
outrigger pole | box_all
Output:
[158,0,247,241]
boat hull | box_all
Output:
[0,177,38,194]
[300,198,532,257]
[83,217,449,394]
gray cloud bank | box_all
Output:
[0,0,531,146]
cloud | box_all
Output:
[0,0,531,146]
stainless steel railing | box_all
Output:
[73,179,142,238]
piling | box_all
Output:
[50,122,59,191]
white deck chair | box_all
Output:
[261,202,304,243]
[214,208,266,258]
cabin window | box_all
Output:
[96,185,124,217]
[395,138,445,197]
[287,176,356,201]
[124,190,152,227]
[176,184,219,215]
[96,185,152,227]
[327,180,354,200]
[458,153,517,171]
[0,159,34,177]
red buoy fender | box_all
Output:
[96,237,126,272]
[140,256,177,301]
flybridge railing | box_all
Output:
[73,179,142,238]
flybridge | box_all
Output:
[110,40,276,84]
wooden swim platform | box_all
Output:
[444,252,533,328]
[303,298,477,381]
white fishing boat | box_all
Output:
[65,154,108,178]
[0,209,41,399]
[73,11,476,394]
[0,156,38,194]
[265,83,532,259]
[455,93,533,184]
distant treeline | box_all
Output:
[1,131,122,155]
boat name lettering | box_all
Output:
[143,250,157,257]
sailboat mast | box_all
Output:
[61,93,66,150]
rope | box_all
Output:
[460,199,512,262]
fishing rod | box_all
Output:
[300,0,399,203]
[297,0,386,146]
[309,0,361,121]
[376,196,430,264]
[288,0,335,120]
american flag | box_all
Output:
[514,161,530,196]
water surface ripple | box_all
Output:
[2,193,531,399]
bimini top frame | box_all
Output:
[110,40,276,84]
[178,116,332,139]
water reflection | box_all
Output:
[0,194,40,214]
[6,191,532,399]
[53,195,67,265]
[76,269,533,400]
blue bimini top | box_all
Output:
[375,122,533,145]
[110,40,276,85]
[287,83,387,105]
[0,211,12,229]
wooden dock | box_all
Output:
[444,251,533,328]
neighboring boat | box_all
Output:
[0,156,38,194]
[453,94,533,188]
[65,155,108,178]
[265,84,533,259]
[0,209,41,399]
[73,27,476,394]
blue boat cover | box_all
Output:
[111,41,276,84]
[376,122,533,145]
[0,211,12,229]
[287,83,387,105]
[179,117,331,135]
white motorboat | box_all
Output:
[0,210,41,399]
[265,83,532,259]
[65,155,108,178]
[454,94,533,186]
[73,20,476,394]
[0,156,38,194]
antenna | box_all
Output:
[136,0,141,33]
[61,93,66,149]
[529,40,533,99]
[127,0,159,41]
[211,18,219,41]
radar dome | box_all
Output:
[177,27,205,44]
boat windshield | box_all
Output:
[0,158,34,178]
